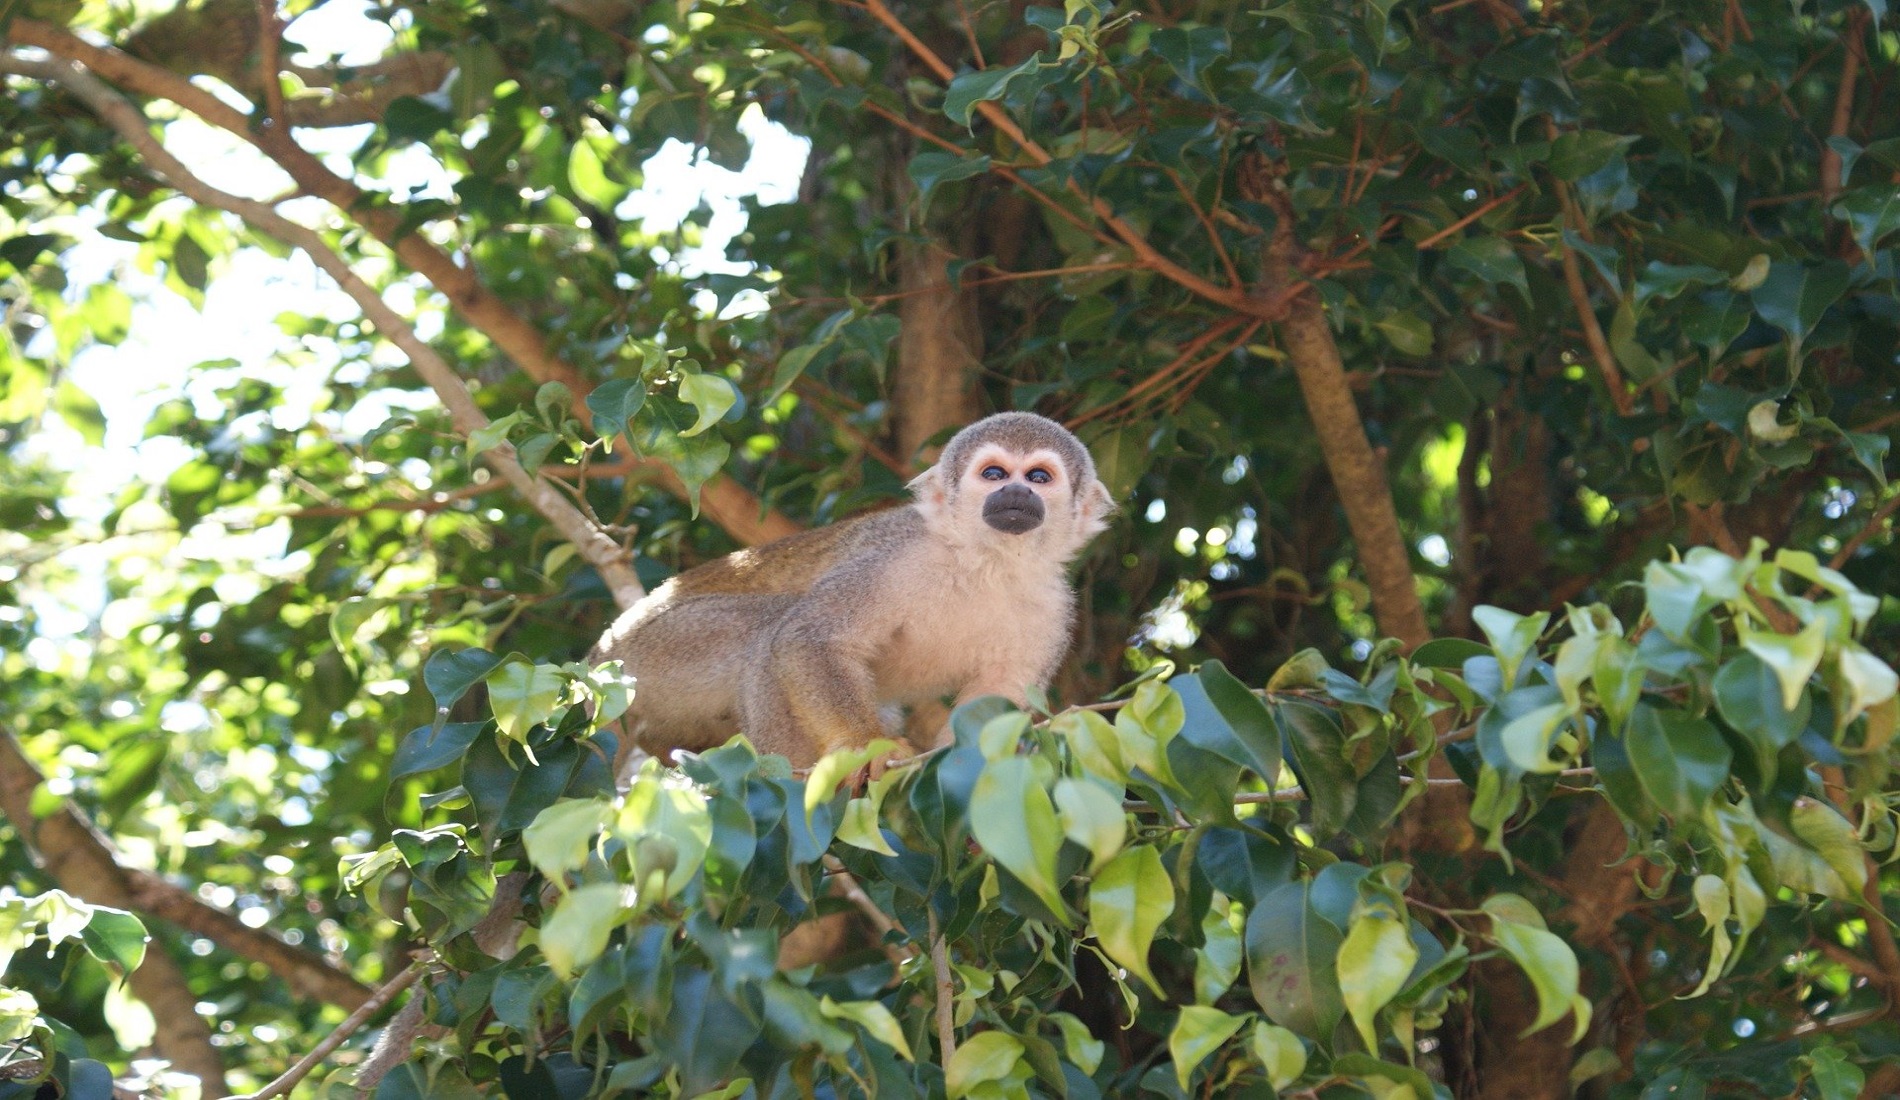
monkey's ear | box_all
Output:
[908,464,950,514]
[1078,477,1116,535]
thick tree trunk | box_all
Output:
[894,233,983,462]
[1239,156,1430,651]
[0,730,229,1093]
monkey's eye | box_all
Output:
[980,465,1009,481]
[1025,468,1053,485]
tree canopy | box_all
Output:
[2,0,1899,1097]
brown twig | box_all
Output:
[822,855,919,967]
[253,0,287,129]
[790,260,1141,308]
[223,960,428,1100]
[1831,492,1900,569]
[1165,167,1242,290]
[952,0,986,68]
[1067,315,1249,428]
[928,908,957,1062]
[1415,186,1526,251]
[1552,180,1633,417]
[1820,8,1869,205]
[848,0,1278,319]
[284,480,501,518]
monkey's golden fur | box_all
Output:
[594,413,1114,768]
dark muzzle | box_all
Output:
[982,485,1045,534]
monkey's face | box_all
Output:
[962,445,1068,536]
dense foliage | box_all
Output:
[2,0,1898,1096]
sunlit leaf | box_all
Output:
[1089,845,1174,996]
[971,755,1070,918]
[1169,1004,1248,1091]
[1337,909,1417,1051]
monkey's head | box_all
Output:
[912,412,1116,558]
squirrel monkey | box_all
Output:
[593,412,1116,769]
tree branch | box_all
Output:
[0,726,373,1016]
[253,0,287,129]
[1,50,649,610]
[1552,181,1634,418]
[1239,154,1430,650]
[222,960,427,1100]
[1820,7,1868,205]
[849,0,1277,319]
[927,908,956,1063]
[6,19,800,552]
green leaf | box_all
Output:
[1740,619,1827,711]
[1196,661,1282,787]
[523,797,611,878]
[1250,1020,1307,1089]
[1712,652,1809,785]
[643,427,729,516]
[1831,186,1900,255]
[1497,701,1573,774]
[1195,895,1245,1004]
[1834,642,1900,730]
[1547,129,1637,180]
[946,1030,1026,1099]
[567,138,628,209]
[1789,796,1869,899]
[425,647,503,710]
[486,655,567,746]
[1446,236,1530,296]
[908,150,991,209]
[1807,1044,1867,1100]
[617,768,713,899]
[383,95,453,142]
[468,410,524,457]
[1151,25,1230,89]
[819,996,914,1060]
[760,982,854,1056]
[1275,701,1357,840]
[1169,1005,1248,1091]
[1751,260,1850,370]
[1116,680,1185,790]
[1682,289,1753,359]
[1625,703,1731,819]
[1337,909,1417,1052]
[540,882,629,978]
[1051,1011,1104,1076]
[1682,874,1732,998]
[1054,708,1127,785]
[1374,311,1434,357]
[391,722,485,780]
[1482,894,1588,1040]
[464,734,604,840]
[678,372,738,437]
[1053,777,1127,872]
[658,969,761,1097]
[76,907,146,974]
[1609,297,1664,381]
[1246,880,1345,1040]
[1643,560,1719,644]
[1089,844,1174,996]
[1472,605,1547,690]
[943,53,1045,127]
[971,756,1070,918]
[584,378,646,445]
[1635,262,1726,305]
[837,795,898,856]
[328,596,389,667]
